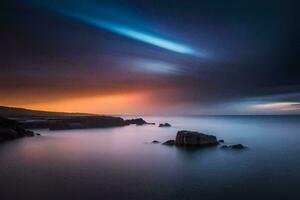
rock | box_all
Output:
[36,133,41,136]
[159,123,171,127]
[125,118,153,126]
[218,139,224,143]
[175,130,218,146]
[20,120,54,129]
[49,116,126,130]
[0,128,19,139]
[0,117,35,142]
[162,140,175,145]
[19,116,152,130]
[152,140,160,143]
[221,144,246,150]
[25,130,35,137]
[229,144,245,149]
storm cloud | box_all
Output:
[0,0,299,114]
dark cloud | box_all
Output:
[0,0,299,114]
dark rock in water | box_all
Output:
[19,116,152,130]
[125,118,154,126]
[49,116,126,130]
[152,140,160,143]
[159,123,171,127]
[36,133,41,136]
[161,130,245,150]
[125,118,146,125]
[229,144,245,149]
[175,130,218,146]
[162,140,175,145]
[25,130,35,137]
[221,144,246,150]
[0,117,35,142]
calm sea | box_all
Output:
[0,116,300,200]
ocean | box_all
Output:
[0,116,300,199]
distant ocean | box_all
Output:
[0,115,300,200]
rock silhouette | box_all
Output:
[0,117,35,142]
[175,130,218,146]
[159,123,171,127]
[162,140,175,145]
[162,130,219,147]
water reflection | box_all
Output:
[0,116,300,200]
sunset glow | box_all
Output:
[0,0,298,115]
[17,93,152,115]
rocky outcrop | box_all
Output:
[160,131,247,150]
[49,116,126,130]
[21,120,55,129]
[162,140,175,145]
[159,123,171,127]
[162,130,218,147]
[18,116,152,130]
[0,117,35,142]
[125,118,155,126]
[175,130,218,146]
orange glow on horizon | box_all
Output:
[17,92,152,115]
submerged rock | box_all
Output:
[229,144,245,149]
[159,123,171,127]
[162,140,175,145]
[221,144,246,150]
[175,130,218,146]
[219,139,225,143]
[152,140,160,143]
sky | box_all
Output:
[0,0,299,115]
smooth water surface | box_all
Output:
[1,116,300,200]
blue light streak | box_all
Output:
[60,11,203,56]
